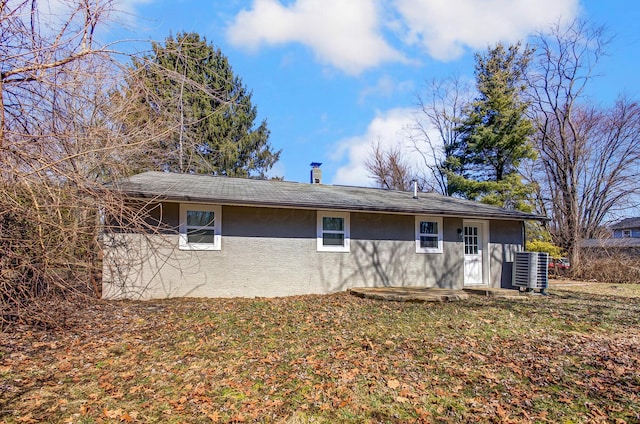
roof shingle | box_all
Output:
[610,217,640,230]
[109,171,547,221]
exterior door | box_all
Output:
[463,222,484,285]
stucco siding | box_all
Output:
[489,220,524,288]
[103,204,519,299]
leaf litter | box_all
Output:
[1,285,639,423]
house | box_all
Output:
[580,217,640,257]
[102,170,546,299]
[611,217,640,239]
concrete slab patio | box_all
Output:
[349,286,527,302]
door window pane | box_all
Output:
[464,226,479,255]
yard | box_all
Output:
[1,281,639,423]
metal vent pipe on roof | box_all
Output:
[413,180,418,199]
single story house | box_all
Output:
[581,217,640,258]
[611,217,640,239]
[102,170,545,299]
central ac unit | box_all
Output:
[513,252,549,293]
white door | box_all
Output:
[463,223,483,285]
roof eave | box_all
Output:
[119,190,548,222]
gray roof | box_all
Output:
[580,237,640,248]
[610,217,640,230]
[109,171,547,221]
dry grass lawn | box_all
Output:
[1,280,639,423]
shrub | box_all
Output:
[527,239,564,258]
[576,252,640,284]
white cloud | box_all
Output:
[331,108,431,187]
[226,0,579,73]
[393,0,579,60]
[225,0,406,75]
[358,75,415,104]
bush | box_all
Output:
[527,239,564,258]
[575,252,640,284]
[0,183,102,328]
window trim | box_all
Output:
[415,215,443,254]
[179,204,222,251]
[622,229,632,238]
[317,211,350,252]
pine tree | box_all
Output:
[448,43,536,211]
[123,32,280,177]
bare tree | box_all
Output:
[0,1,280,328]
[365,141,417,191]
[0,0,112,141]
[363,76,471,194]
[411,76,472,195]
[528,19,640,269]
[0,0,163,327]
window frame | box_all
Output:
[415,215,443,254]
[622,229,632,238]
[317,211,350,252]
[179,203,222,251]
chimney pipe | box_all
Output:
[413,180,418,199]
[310,162,322,184]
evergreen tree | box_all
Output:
[124,32,280,177]
[448,43,536,211]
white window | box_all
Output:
[622,229,632,238]
[179,204,221,250]
[317,211,350,252]
[415,216,443,253]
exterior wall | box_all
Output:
[103,203,523,299]
[489,220,524,288]
[613,228,640,238]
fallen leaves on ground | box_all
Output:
[1,284,639,423]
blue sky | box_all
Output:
[109,0,639,186]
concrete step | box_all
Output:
[463,287,526,298]
[349,287,469,302]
